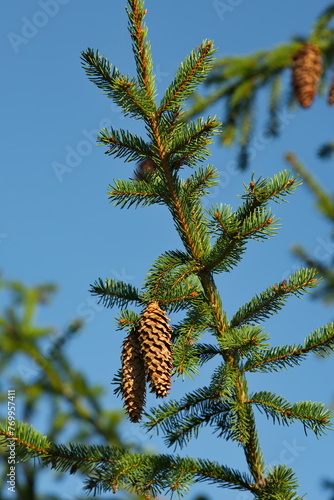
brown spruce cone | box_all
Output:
[134,158,157,180]
[291,43,322,108]
[121,329,146,422]
[138,302,173,398]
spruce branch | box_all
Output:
[98,127,152,163]
[145,387,210,428]
[248,391,333,436]
[183,5,334,168]
[172,305,212,378]
[238,171,300,212]
[193,458,253,491]
[173,338,200,379]
[220,365,266,484]
[81,48,152,119]
[196,342,223,363]
[229,388,252,445]
[1,421,146,492]
[108,177,166,208]
[303,321,334,356]
[0,421,51,462]
[151,287,204,313]
[244,322,334,375]
[285,152,334,222]
[254,465,301,500]
[183,42,300,123]
[144,387,231,446]
[202,234,245,274]
[186,198,212,256]
[238,404,266,486]
[158,40,217,115]
[1,306,110,440]
[1,422,128,477]
[1,422,158,495]
[203,171,297,274]
[126,0,156,103]
[243,344,307,373]
[80,48,120,93]
[207,203,238,233]
[239,209,278,241]
[90,278,142,309]
[156,105,184,140]
[218,325,270,357]
[166,116,221,169]
[209,363,238,400]
[230,79,255,108]
[265,74,283,137]
[115,309,140,331]
[243,322,334,373]
[311,4,334,41]
[143,249,197,294]
[197,270,228,337]
[230,268,319,327]
[148,170,204,261]
[237,97,255,170]
[111,368,122,397]
[151,398,231,449]
[164,189,211,259]
[83,454,254,497]
[142,252,205,307]
[182,164,220,200]
[203,206,278,274]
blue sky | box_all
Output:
[1,1,334,499]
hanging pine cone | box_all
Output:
[291,43,322,108]
[120,329,146,422]
[138,302,173,398]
